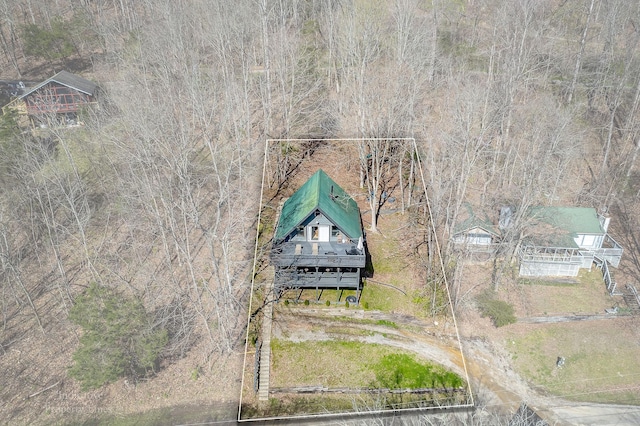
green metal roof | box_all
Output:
[524,206,604,248]
[275,170,363,242]
[528,207,604,235]
[453,203,498,235]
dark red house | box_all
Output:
[2,70,98,127]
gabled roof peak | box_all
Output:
[19,70,98,99]
[453,203,498,236]
[274,170,362,242]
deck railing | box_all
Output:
[519,246,584,264]
[271,252,365,268]
[594,255,616,294]
[594,235,623,267]
[271,241,365,268]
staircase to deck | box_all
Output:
[594,255,618,294]
[623,285,640,315]
[258,281,274,401]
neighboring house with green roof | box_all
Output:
[452,203,500,249]
[271,170,365,295]
[451,203,623,278]
[519,206,623,277]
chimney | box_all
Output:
[499,206,513,231]
[599,215,610,233]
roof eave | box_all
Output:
[50,78,97,96]
[454,224,498,236]
[18,73,98,100]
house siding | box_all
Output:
[519,260,581,277]
[453,227,494,246]
[518,207,623,277]
[573,233,604,251]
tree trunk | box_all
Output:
[567,0,596,104]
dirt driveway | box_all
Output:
[272,307,640,425]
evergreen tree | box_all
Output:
[22,18,76,64]
[69,283,167,390]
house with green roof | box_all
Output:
[519,206,623,277]
[452,203,500,249]
[270,170,365,294]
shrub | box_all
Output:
[325,300,331,307]
[476,291,516,327]
[376,319,398,328]
[191,366,202,381]
[69,283,167,390]
[284,299,289,306]
[304,299,310,306]
[363,301,369,310]
[373,353,464,389]
[345,300,350,309]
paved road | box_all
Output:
[542,403,640,426]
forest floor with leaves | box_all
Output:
[3,140,639,425]
[0,319,244,425]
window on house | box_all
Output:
[310,226,319,240]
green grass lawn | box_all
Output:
[277,281,417,314]
[517,269,612,316]
[271,340,384,388]
[498,264,638,405]
[505,320,640,404]
[360,281,409,312]
[270,340,464,390]
[368,237,403,275]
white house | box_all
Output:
[518,207,622,277]
[452,203,499,250]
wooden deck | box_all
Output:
[274,268,360,290]
[590,234,624,268]
[271,241,365,269]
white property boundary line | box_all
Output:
[238,138,270,422]
[238,138,474,423]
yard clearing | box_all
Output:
[240,140,471,421]
[504,319,640,405]
[270,340,461,390]
[458,263,640,407]
[238,307,470,418]
[517,269,615,316]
